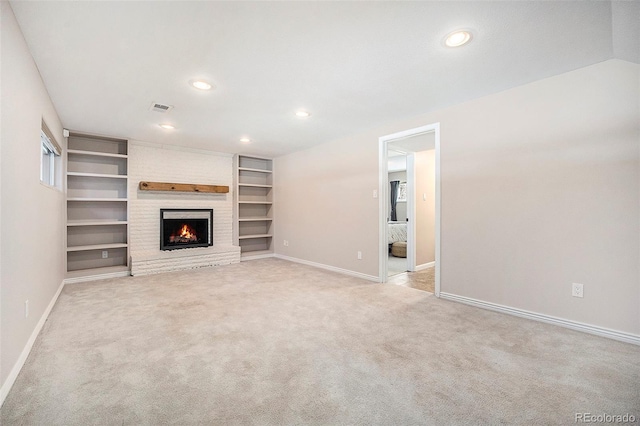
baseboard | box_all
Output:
[414,261,435,271]
[0,280,65,407]
[241,252,275,261]
[274,254,379,282]
[64,270,130,284]
[439,292,640,346]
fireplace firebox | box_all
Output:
[160,209,213,251]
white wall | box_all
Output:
[387,155,406,172]
[1,0,65,395]
[275,59,640,335]
[274,134,379,277]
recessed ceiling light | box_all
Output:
[159,124,175,130]
[240,137,251,143]
[190,80,213,91]
[444,30,472,47]
[295,110,311,118]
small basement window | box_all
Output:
[40,120,62,187]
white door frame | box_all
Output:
[378,123,441,296]
[406,152,416,272]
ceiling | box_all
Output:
[10,1,639,158]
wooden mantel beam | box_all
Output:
[139,181,229,194]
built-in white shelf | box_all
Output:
[66,134,129,278]
[238,183,272,188]
[67,149,128,159]
[240,249,274,260]
[65,265,130,280]
[67,198,128,202]
[235,155,274,257]
[67,243,128,252]
[67,172,127,179]
[238,167,272,174]
[67,220,128,227]
[238,234,273,240]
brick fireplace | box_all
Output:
[128,142,240,276]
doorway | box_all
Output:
[379,124,441,295]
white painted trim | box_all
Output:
[434,124,441,297]
[64,271,130,285]
[0,281,65,407]
[129,139,234,158]
[406,153,416,272]
[415,261,435,271]
[378,133,388,283]
[388,166,407,173]
[275,254,379,282]
[440,292,640,346]
[241,252,276,261]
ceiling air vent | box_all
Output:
[149,102,174,113]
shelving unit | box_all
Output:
[66,134,129,279]
[68,172,127,179]
[234,155,273,259]
[67,220,128,226]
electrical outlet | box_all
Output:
[283,240,289,247]
[373,189,378,199]
[102,250,108,259]
[25,300,29,318]
[572,283,584,298]
[357,251,362,260]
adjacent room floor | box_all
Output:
[2,258,638,425]
[387,253,408,276]
[388,266,435,293]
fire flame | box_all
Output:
[179,224,195,239]
[169,223,198,243]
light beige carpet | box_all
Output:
[2,258,639,425]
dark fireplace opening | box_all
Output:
[160,209,213,251]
